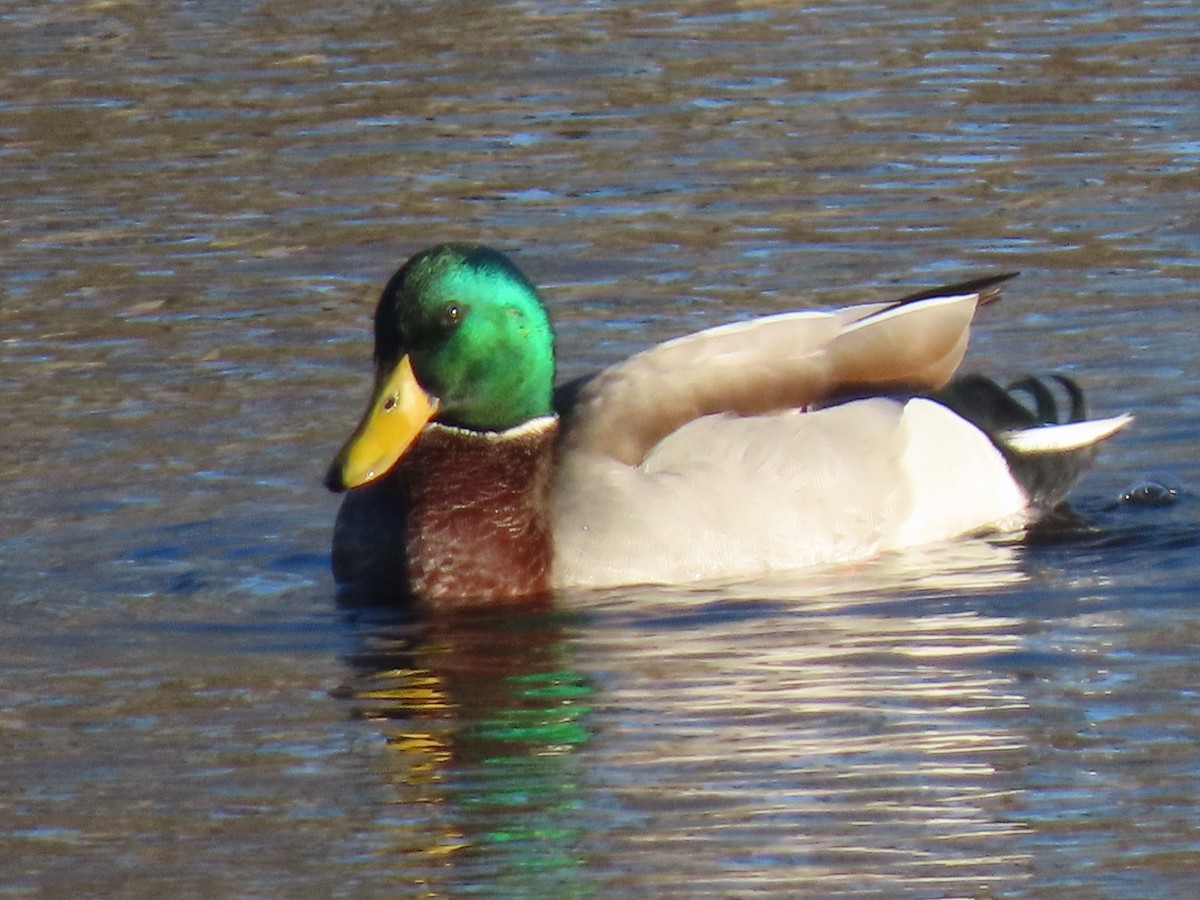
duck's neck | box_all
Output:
[339,417,559,605]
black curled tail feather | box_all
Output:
[932,374,1115,510]
[1007,374,1086,424]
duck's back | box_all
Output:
[558,289,984,467]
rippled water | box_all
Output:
[3,0,1200,896]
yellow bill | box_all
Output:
[325,354,438,491]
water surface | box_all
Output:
[3,1,1200,896]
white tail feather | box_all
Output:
[1002,414,1133,454]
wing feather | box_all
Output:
[563,285,1000,465]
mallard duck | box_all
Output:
[325,244,1130,604]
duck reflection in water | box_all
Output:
[331,558,1098,894]
[337,605,595,893]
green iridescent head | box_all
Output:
[326,244,555,491]
[374,244,555,430]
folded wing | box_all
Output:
[560,274,1017,465]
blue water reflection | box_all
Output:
[3,0,1200,894]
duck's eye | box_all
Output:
[442,303,464,329]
